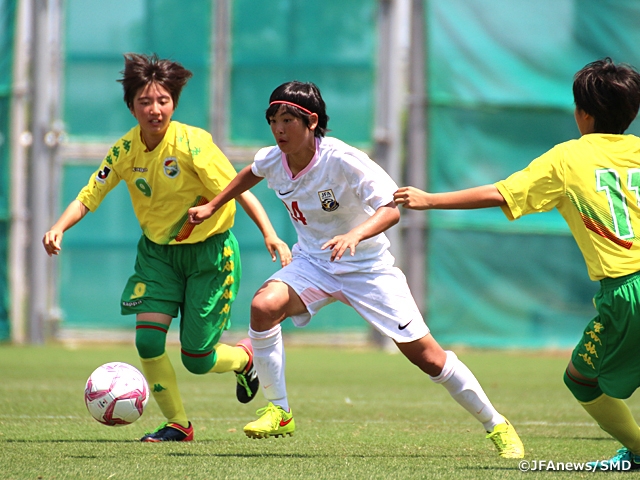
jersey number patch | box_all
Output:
[596,168,640,240]
[135,178,152,197]
[282,200,307,225]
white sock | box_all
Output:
[249,325,289,412]
[430,350,503,431]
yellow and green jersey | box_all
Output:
[495,134,640,280]
[77,121,237,245]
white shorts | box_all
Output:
[267,255,430,343]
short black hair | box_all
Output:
[118,53,193,110]
[573,57,640,134]
[265,81,329,137]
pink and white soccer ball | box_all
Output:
[84,362,149,426]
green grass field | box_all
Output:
[1,342,638,479]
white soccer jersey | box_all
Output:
[252,137,398,272]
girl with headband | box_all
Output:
[188,80,524,458]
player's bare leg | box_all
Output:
[396,334,524,458]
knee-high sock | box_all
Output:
[581,393,640,454]
[430,350,504,431]
[140,352,189,428]
[249,325,289,411]
[209,343,249,373]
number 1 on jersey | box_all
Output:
[596,168,634,239]
[282,200,308,225]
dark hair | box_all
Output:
[265,81,329,137]
[118,53,193,110]
[573,57,640,134]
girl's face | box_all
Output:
[130,82,175,146]
[269,106,318,158]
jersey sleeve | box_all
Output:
[251,146,278,178]
[190,129,237,194]
[76,144,124,212]
[341,151,398,210]
[495,145,566,220]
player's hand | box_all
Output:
[394,186,431,210]
[42,229,63,256]
[264,234,292,267]
[321,232,360,261]
[188,204,217,224]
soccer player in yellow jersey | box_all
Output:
[42,53,291,442]
[395,57,640,470]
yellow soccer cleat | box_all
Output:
[486,417,525,458]
[244,402,295,439]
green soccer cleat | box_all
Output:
[244,402,295,439]
[587,448,640,471]
[486,417,524,458]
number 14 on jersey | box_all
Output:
[282,200,308,225]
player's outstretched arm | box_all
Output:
[322,201,400,261]
[188,165,262,224]
[236,190,292,267]
[394,185,506,210]
[42,199,89,256]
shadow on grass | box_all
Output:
[1,440,487,461]
[524,434,616,442]
[164,452,485,459]
[2,439,143,443]
[459,466,521,471]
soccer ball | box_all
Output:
[84,362,149,426]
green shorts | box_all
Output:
[121,231,241,354]
[571,270,640,399]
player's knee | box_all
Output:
[563,369,602,402]
[135,327,166,359]
[181,350,215,374]
[250,292,286,330]
[251,293,274,317]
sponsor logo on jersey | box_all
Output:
[318,189,339,212]
[132,167,148,172]
[96,166,112,184]
[163,157,180,178]
[278,188,294,196]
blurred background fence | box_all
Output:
[3,0,640,348]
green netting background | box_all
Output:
[59,0,377,335]
[53,0,640,347]
[0,0,14,340]
[425,0,640,347]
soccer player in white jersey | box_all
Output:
[188,80,524,458]
[43,54,291,442]
[395,58,640,470]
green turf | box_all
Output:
[0,343,638,479]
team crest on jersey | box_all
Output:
[318,189,339,212]
[163,157,180,178]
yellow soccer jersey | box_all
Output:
[496,134,640,281]
[77,121,236,245]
